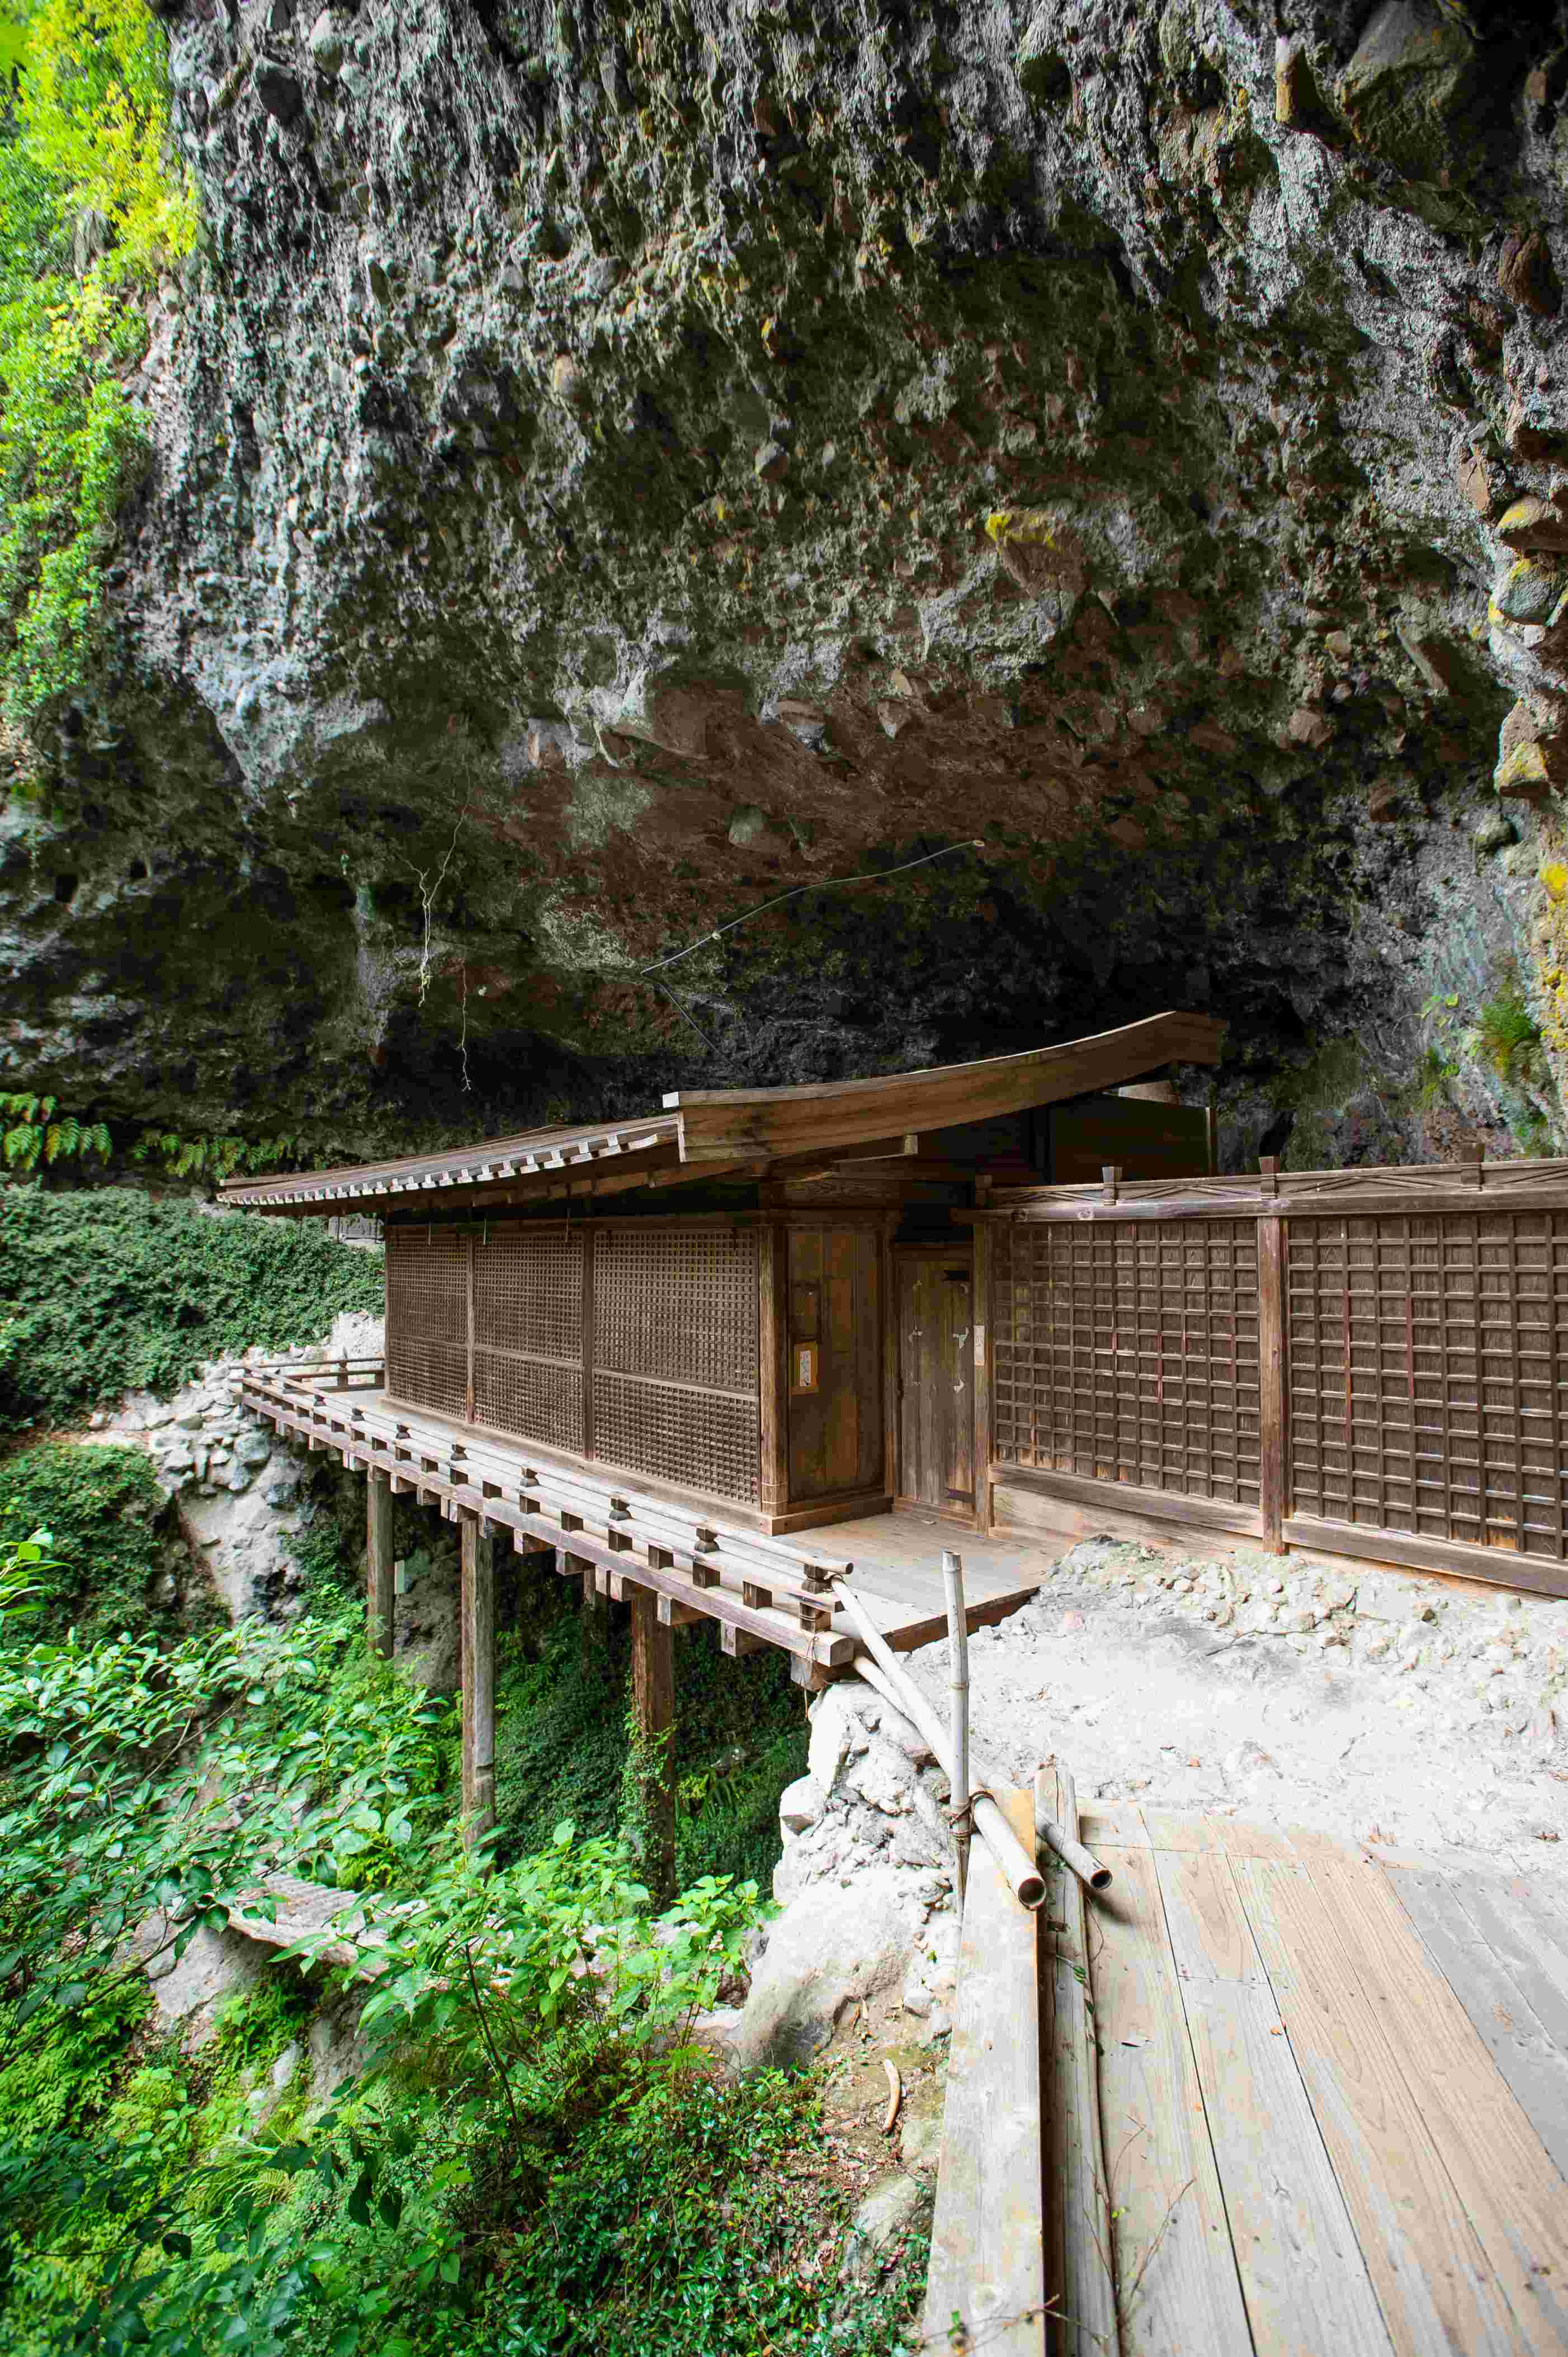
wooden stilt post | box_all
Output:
[367,1470,394,1660]
[460,1514,496,1848]
[630,1589,676,1905]
[943,1550,970,1908]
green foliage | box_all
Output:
[1415,1042,1457,1112]
[0,1437,179,1645]
[0,1094,306,1179]
[131,1128,304,1183]
[1,1089,111,1170]
[0,1968,147,2143]
[490,1567,807,1893]
[488,2071,929,2357]
[0,1510,911,2357]
[1473,984,1546,1089]
[0,0,197,719]
[0,1185,384,1428]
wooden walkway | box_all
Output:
[238,1362,1040,1674]
[926,1782,1568,2356]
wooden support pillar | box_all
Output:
[460,1514,497,1846]
[758,1219,790,1517]
[971,1220,993,1537]
[1258,1213,1288,1555]
[367,1469,394,1660]
[630,1589,676,1905]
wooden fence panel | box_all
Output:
[992,1217,1262,1509]
[1288,1210,1568,1564]
[988,1170,1568,1591]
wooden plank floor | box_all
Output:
[1052,1809,1568,2356]
[822,1506,1043,1647]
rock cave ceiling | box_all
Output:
[6,0,1568,1165]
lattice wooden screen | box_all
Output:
[593,1227,761,1502]
[1288,1211,1568,1559]
[385,1229,470,1421]
[471,1226,585,1457]
[991,1217,1263,1507]
[385,1221,760,1506]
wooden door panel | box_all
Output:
[788,1225,883,1502]
[897,1253,975,1513]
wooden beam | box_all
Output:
[669,1012,1226,1163]
[1041,1765,1118,2357]
[630,1590,676,1905]
[367,1468,394,1660]
[1258,1215,1287,1554]
[460,1516,497,1848]
[923,1787,1046,2356]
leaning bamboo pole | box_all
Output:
[942,1550,971,1907]
[832,1578,1045,1911]
[1035,1766,1112,1892]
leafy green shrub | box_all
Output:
[0,1437,175,1643]
[0,1519,910,2357]
[0,1187,384,1428]
[0,0,197,721]
[487,2070,929,2357]
[487,1553,805,1892]
[1474,985,1546,1088]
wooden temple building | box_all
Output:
[226,1011,1222,1861]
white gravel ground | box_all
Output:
[898,1537,1568,1878]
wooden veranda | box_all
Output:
[238,1354,1042,1854]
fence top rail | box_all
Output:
[978,1150,1568,1225]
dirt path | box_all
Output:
[898,1537,1568,1877]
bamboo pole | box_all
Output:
[832,1579,1044,1911]
[1034,1764,1112,1893]
[942,1550,970,1908]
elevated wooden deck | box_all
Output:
[238,1361,1040,1674]
[927,1780,1568,2356]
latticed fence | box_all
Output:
[385,1220,761,1505]
[985,1157,1568,1598]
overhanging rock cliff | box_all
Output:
[6,1,1568,1162]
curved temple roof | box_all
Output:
[220,1009,1226,1216]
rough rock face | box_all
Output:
[94,1307,386,1621]
[8,1,1568,1160]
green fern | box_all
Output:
[1474,986,1545,1088]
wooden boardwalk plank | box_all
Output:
[1043,1766,1120,2357]
[1454,1874,1568,2057]
[1080,1811,1300,1864]
[1155,1846,1394,2357]
[1386,1868,1568,2187]
[1287,1844,1568,2350]
[1234,1856,1534,2356]
[1079,1805,1151,1849]
[1090,1842,1253,2357]
[924,1788,1046,2357]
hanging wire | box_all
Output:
[638,837,986,979]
